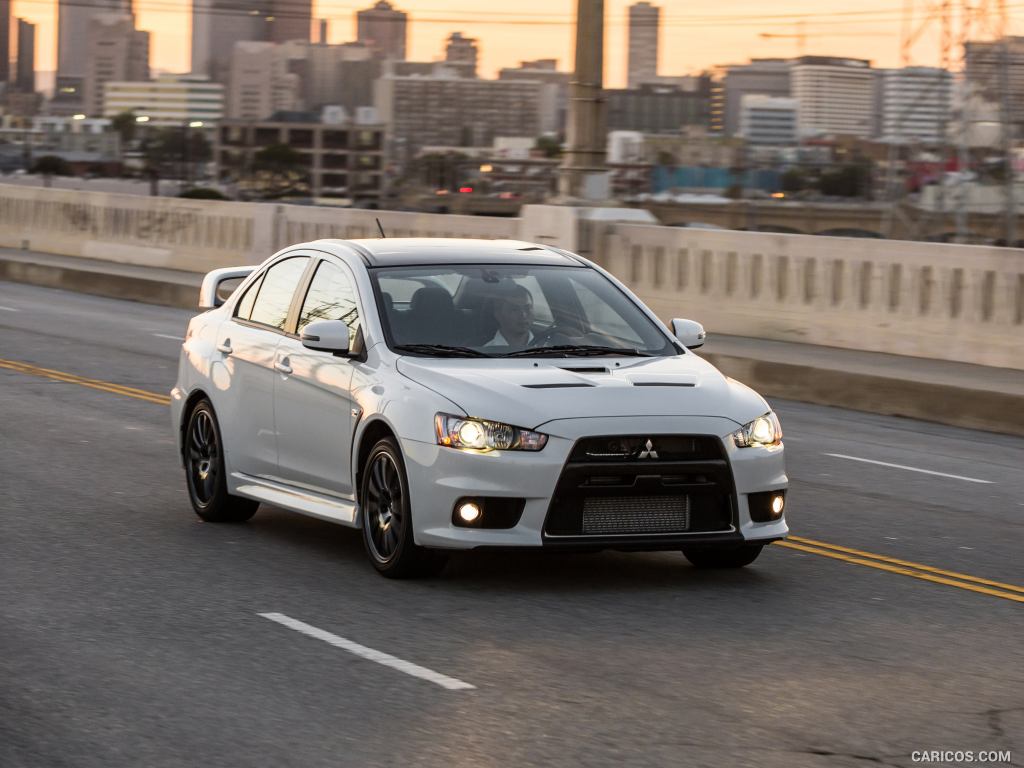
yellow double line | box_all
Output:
[777,537,1024,604]
[2,355,1022,604]
[0,357,171,406]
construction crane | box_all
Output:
[759,21,807,56]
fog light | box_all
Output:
[457,501,482,524]
[748,490,786,522]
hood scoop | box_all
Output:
[558,366,609,374]
[522,382,595,389]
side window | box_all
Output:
[248,257,310,331]
[234,273,264,321]
[297,261,361,343]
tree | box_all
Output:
[534,135,563,158]
[31,155,71,187]
[110,112,137,146]
[249,143,310,199]
[780,168,807,193]
[817,165,871,198]
[179,187,227,200]
[141,128,212,188]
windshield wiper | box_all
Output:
[502,345,652,358]
[393,343,492,358]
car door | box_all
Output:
[215,255,311,480]
[273,257,362,497]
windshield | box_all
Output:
[370,264,679,358]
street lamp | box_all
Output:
[135,115,150,124]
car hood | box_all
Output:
[396,353,770,434]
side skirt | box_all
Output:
[230,472,360,527]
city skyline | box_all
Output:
[12,0,1016,89]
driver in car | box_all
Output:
[485,283,536,351]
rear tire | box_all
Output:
[184,399,258,523]
[682,544,763,569]
[360,437,447,579]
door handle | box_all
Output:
[275,357,293,375]
[217,339,232,355]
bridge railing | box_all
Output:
[0,183,1021,371]
[603,223,1024,370]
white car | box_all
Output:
[171,239,788,578]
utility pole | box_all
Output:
[559,0,609,202]
[997,1,1016,245]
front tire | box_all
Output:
[184,400,258,523]
[682,544,763,569]
[360,437,446,579]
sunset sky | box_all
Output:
[11,0,1014,86]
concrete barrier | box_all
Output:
[0,183,1021,371]
[599,224,1024,371]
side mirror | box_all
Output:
[671,318,706,350]
[301,320,351,356]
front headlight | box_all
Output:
[731,411,783,448]
[435,413,548,452]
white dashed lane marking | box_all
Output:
[258,612,476,691]
[823,453,994,484]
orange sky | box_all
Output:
[12,0,1010,86]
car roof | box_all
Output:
[314,238,583,267]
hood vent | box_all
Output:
[522,382,595,389]
[632,382,696,388]
[558,366,609,374]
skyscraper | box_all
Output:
[191,0,310,84]
[268,0,311,44]
[357,1,407,60]
[627,1,659,88]
[0,0,11,84]
[15,18,36,92]
[445,32,478,77]
[82,14,150,116]
[57,0,132,82]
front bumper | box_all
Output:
[401,415,788,550]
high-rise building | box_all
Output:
[191,0,269,84]
[791,56,876,138]
[15,18,36,93]
[721,59,792,136]
[226,41,304,120]
[739,95,798,145]
[103,74,225,126]
[445,32,478,76]
[965,37,1024,127]
[303,42,383,115]
[606,81,711,133]
[0,0,10,84]
[82,14,150,116]
[357,1,407,60]
[58,0,131,83]
[375,69,541,153]
[627,2,659,88]
[498,59,570,135]
[268,0,311,44]
[878,67,952,143]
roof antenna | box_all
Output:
[376,218,386,238]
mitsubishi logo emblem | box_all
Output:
[637,439,659,460]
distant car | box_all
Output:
[171,239,788,578]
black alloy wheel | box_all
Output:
[184,400,258,523]
[360,437,446,578]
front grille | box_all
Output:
[544,434,735,539]
[570,435,724,463]
[582,495,690,534]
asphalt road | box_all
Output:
[1,282,1021,768]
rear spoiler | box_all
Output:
[198,266,256,310]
